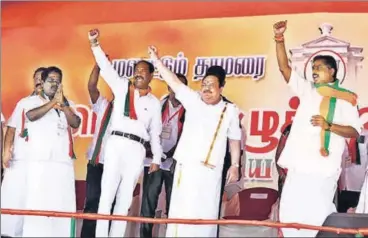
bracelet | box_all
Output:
[90,39,99,47]
[274,34,285,43]
[231,163,240,168]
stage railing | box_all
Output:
[2,208,368,236]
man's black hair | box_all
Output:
[204,65,226,87]
[175,73,188,85]
[133,60,155,74]
[41,66,63,82]
[313,55,338,78]
[33,67,47,78]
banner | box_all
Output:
[2,13,368,190]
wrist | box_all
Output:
[274,34,285,43]
[231,162,240,168]
[90,39,99,47]
[324,122,332,131]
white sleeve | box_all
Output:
[7,99,25,128]
[227,105,242,141]
[1,113,4,123]
[288,70,314,97]
[91,45,127,95]
[174,84,201,110]
[149,99,163,165]
[91,95,109,113]
[341,103,362,133]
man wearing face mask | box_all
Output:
[88,29,163,237]
[148,46,241,237]
[1,67,46,238]
[22,66,81,237]
[273,20,361,237]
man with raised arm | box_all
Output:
[148,46,241,237]
[273,20,362,237]
[88,29,163,237]
[81,63,115,238]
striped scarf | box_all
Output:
[124,81,150,120]
[89,101,113,165]
[315,80,357,157]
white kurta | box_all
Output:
[165,85,241,237]
[1,96,33,237]
[356,165,368,213]
[21,95,76,237]
[278,71,362,237]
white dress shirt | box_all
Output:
[7,96,34,161]
[278,70,362,177]
[86,95,112,164]
[173,84,242,171]
[91,45,163,165]
[340,129,368,191]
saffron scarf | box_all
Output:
[315,80,357,157]
[124,81,151,120]
[89,101,113,165]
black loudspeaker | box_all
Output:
[316,213,368,237]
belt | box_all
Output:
[111,131,148,147]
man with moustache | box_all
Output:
[148,46,241,237]
[88,29,163,237]
[140,73,187,238]
[1,67,46,237]
[274,20,361,237]
[81,63,115,238]
[22,66,81,236]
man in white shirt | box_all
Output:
[1,67,46,237]
[81,64,115,238]
[88,29,163,237]
[148,46,241,237]
[140,73,187,238]
[338,129,368,212]
[355,165,368,214]
[22,66,81,237]
[273,21,362,237]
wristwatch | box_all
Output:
[231,163,240,168]
[325,122,332,131]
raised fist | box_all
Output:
[88,29,99,41]
[148,46,159,61]
[273,20,287,36]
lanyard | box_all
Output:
[164,105,182,124]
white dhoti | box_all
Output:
[1,160,29,237]
[22,160,76,237]
[356,171,368,214]
[166,162,223,237]
[96,136,145,237]
[279,170,339,237]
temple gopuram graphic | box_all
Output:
[289,23,364,91]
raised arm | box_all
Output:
[88,64,101,104]
[88,29,124,94]
[148,46,183,92]
[274,21,291,82]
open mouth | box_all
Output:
[312,73,319,81]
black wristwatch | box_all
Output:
[325,122,332,131]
